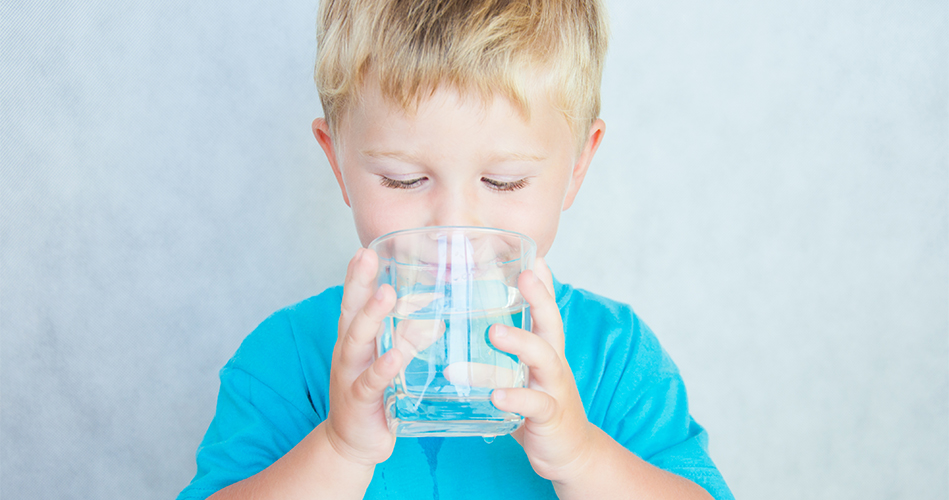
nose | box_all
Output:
[430,186,483,227]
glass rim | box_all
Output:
[367,225,536,252]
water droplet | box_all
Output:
[483,435,496,444]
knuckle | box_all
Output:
[353,373,374,400]
[342,329,362,351]
[361,301,382,322]
[550,355,564,378]
[355,311,382,339]
[363,290,391,321]
[540,394,556,419]
[337,336,366,368]
[338,305,361,330]
[350,310,382,342]
[355,357,392,400]
[337,314,352,335]
[546,350,563,374]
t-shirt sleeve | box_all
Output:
[564,289,734,500]
[177,310,323,500]
[614,357,734,500]
[614,322,733,500]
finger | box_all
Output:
[394,318,445,363]
[533,257,555,297]
[393,291,441,317]
[491,387,559,425]
[351,348,403,405]
[443,361,521,388]
[338,283,395,376]
[518,270,565,353]
[338,248,379,337]
[489,324,564,388]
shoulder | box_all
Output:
[555,279,682,425]
[554,281,732,498]
[556,281,637,326]
[555,279,644,337]
[555,279,674,377]
[227,286,343,370]
[222,286,344,417]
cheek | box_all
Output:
[526,214,561,258]
[488,196,562,258]
[348,188,385,246]
[350,192,419,246]
[352,203,393,246]
[527,182,570,257]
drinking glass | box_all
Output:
[369,226,535,438]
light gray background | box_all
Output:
[2,1,946,499]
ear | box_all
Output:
[562,118,605,211]
[312,118,351,207]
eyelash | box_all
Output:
[378,176,530,192]
[482,177,529,192]
[379,177,424,189]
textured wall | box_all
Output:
[1,1,946,499]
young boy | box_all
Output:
[178,1,733,499]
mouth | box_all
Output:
[417,262,478,277]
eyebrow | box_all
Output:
[359,149,420,163]
[359,149,548,163]
[484,151,548,163]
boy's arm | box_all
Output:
[208,422,373,500]
[549,425,714,499]
[488,258,714,500]
[207,249,403,500]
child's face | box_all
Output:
[313,84,604,258]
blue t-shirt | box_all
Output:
[178,279,733,499]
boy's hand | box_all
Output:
[324,248,403,468]
[488,258,597,484]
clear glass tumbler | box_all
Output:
[369,226,535,438]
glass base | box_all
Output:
[385,391,523,438]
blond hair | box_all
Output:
[314,0,609,148]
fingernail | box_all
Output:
[493,324,507,338]
[493,389,507,401]
[374,286,386,301]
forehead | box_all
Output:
[344,78,530,123]
[336,83,574,161]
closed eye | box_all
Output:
[482,177,530,192]
[379,176,426,189]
